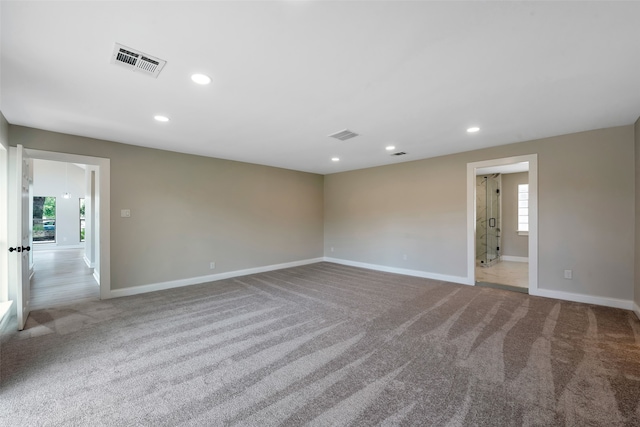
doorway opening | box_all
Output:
[9,147,110,329]
[467,155,538,295]
[30,160,100,309]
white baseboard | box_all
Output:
[530,288,634,311]
[104,255,637,314]
[83,255,95,269]
[93,270,100,285]
[33,243,85,251]
[500,256,528,263]
[323,257,637,312]
[109,257,325,299]
[323,257,470,286]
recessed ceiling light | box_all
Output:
[467,126,480,133]
[385,145,396,151]
[191,73,211,85]
[154,115,170,122]
[331,157,340,162]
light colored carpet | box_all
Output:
[1,262,640,426]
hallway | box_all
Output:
[30,248,99,310]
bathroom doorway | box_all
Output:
[467,155,538,295]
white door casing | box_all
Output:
[466,154,538,293]
[8,147,110,330]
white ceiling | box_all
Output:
[2,1,639,175]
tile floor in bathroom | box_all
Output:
[475,260,528,289]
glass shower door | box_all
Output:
[485,175,500,265]
[476,174,501,267]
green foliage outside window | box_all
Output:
[80,198,86,242]
[33,196,56,242]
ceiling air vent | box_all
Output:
[328,129,359,141]
[391,152,407,156]
[110,43,166,78]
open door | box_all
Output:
[9,144,32,330]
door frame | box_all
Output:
[23,149,110,300]
[466,154,538,294]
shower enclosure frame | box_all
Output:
[476,174,501,268]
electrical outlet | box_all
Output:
[564,269,572,279]
[210,262,216,270]
[121,209,131,218]
[330,247,334,252]
[403,254,408,261]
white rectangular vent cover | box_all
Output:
[328,129,359,141]
[111,43,166,78]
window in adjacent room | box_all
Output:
[79,198,85,242]
[33,196,56,243]
[517,184,529,235]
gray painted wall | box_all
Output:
[325,126,634,301]
[7,122,638,305]
[635,117,640,312]
[10,125,324,291]
[501,172,529,258]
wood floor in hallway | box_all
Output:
[30,248,99,310]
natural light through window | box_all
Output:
[33,196,56,243]
[80,198,85,242]
[518,184,529,234]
